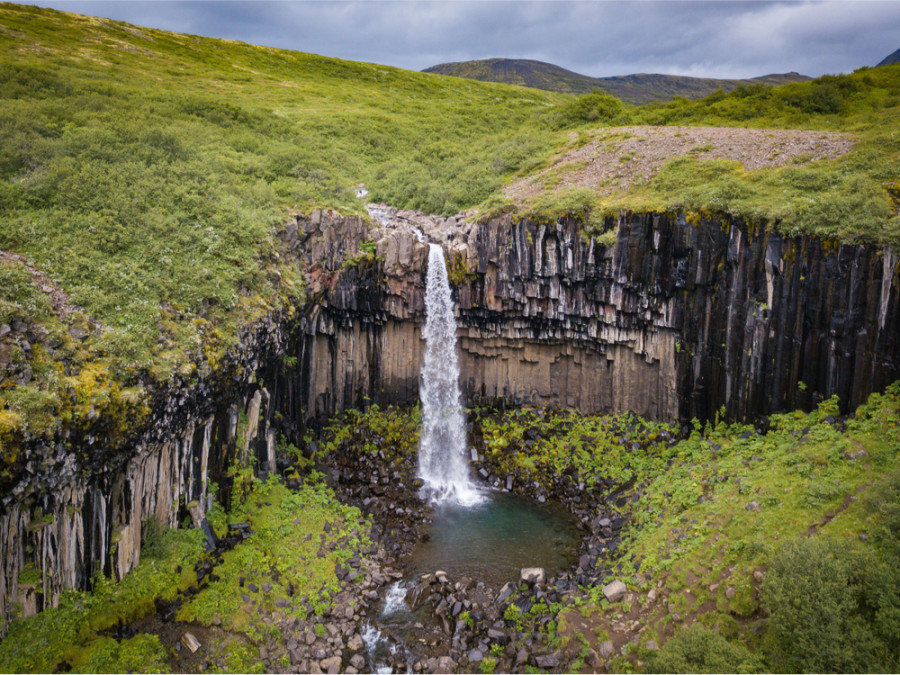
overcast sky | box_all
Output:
[16,1,900,79]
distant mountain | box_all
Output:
[424,59,605,96]
[877,48,900,66]
[423,58,811,105]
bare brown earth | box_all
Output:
[503,125,856,204]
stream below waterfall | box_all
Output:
[357,210,583,671]
[361,491,580,672]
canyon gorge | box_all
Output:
[2,205,898,629]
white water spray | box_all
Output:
[418,244,483,506]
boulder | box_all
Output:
[346,633,364,652]
[602,580,627,602]
[598,640,615,658]
[435,656,456,673]
[406,580,431,610]
[487,627,509,645]
[320,655,342,674]
[181,632,201,654]
[496,581,517,604]
[534,653,559,669]
[520,568,546,585]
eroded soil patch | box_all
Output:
[504,125,856,204]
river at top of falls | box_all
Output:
[418,243,483,507]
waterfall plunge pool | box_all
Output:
[363,491,581,671]
[405,491,580,590]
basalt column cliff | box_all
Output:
[285,207,900,426]
[1,207,898,626]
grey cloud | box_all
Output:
[16,0,900,78]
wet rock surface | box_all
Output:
[299,415,639,673]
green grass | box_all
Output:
[0,2,566,468]
[1,2,898,486]
[0,468,369,673]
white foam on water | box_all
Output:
[380,580,408,615]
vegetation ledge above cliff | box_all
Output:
[0,3,899,468]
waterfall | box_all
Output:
[418,244,482,506]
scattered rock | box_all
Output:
[180,632,201,654]
[602,580,627,602]
[598,640,615,658]
[520,567,546,585]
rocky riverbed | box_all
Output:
[298,405,653,673]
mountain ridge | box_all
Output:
[423,57,811,104]
[878,48,900,66]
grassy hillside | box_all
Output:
[0,3,568,466]
[0,3,898,471]
[489,68,900,247]
[423,58,810,104]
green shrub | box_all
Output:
[68,634,170,674]
[865,465,900,555]
[761,537,900,673]
[551,89,628,128]
[644,624,761,673]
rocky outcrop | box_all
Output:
[2,205,898,629]
[280,206,900,425]
[0,313,293,626]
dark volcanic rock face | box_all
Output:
[1,205,897,631]
[279,207,899,427]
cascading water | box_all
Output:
[418,243,483,506]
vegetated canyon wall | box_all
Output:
[1,206,898,627]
